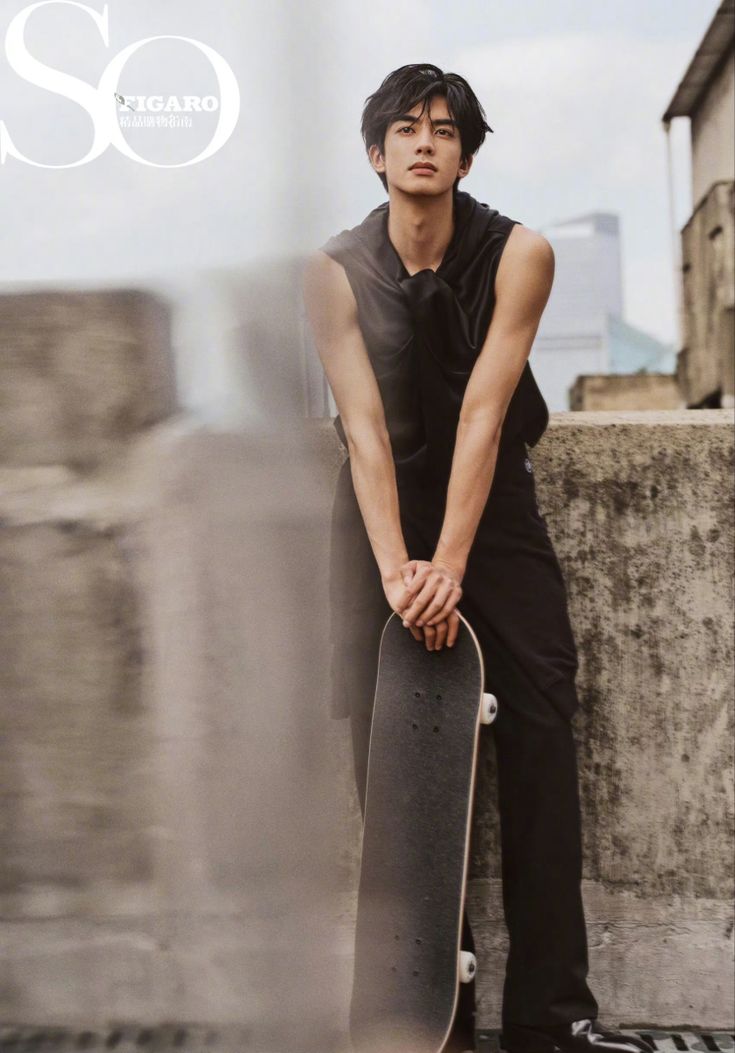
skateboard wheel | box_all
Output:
[480,692,498,725]
[459,950,477,983]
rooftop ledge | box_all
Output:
[546,408,734,428]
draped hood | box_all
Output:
[320,189,549,490]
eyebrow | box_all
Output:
[392,114,457,128]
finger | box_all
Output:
[402,565,432,599]
[402,575,442,624]
[416,579,455,626]
[400,559,419,585]
[400,558,422,576]
[433,619,449,650]
[423,623,437,651]
[423,582,462,624]
[447,611,460,647]
[399,584,420,610]
[403,620,424,643]
[397,572,428,611]
[423,584,463,626]
[398,603,423,640]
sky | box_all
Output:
[0,0,721,361]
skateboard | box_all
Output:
[349,608,498,1053]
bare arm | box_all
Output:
[302,249,409,586]
[401,226,553,629]
[431,225,555,578]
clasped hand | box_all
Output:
[383,558,464,650]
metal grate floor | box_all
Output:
[479,1032,735,1053]
[0,1025,733,1052]
[0,1025,250,1051]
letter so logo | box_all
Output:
[0,0,241,168]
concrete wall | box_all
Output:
[569,374,684,411]
[478,410,734,1029]
[0,290,733,1037]
[330,409,734,1032]
[677,181,735,409]
[691,51,735,212]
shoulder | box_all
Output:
[503,223,554,272]
[494,224,554,313]
[302,249,358,325]
[304,247,346,281]
[317,202,386,266]
[305,202,388,301]
[495,223,554,297]
[304,206,378,284]
[457,192,553,272]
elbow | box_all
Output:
[343,417,391,457]
[457,412,504,445]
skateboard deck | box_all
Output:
[349,609,496,1053]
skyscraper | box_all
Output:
[532,212,675,410]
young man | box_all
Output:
[304,64,655,1053]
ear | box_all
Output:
[368,143,386,176]
[458,153,473,179]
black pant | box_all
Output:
[337,467,599,1037]
[350,676,599,1033]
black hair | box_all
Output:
[361,63,494,193]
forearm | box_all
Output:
[432,418,502,577]
[347,430,409,582]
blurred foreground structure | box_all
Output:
[0,288,732,1041]
[0,289,348,1048]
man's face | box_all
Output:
[369,94,472,197]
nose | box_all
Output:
[414,120,435,152]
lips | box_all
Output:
[410,163,436,171]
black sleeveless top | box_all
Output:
[319,189,549,491]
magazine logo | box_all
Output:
[114,95,220,113]
[0,0,240,168]
[114,93,220,131]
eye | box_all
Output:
[399,125,414,133]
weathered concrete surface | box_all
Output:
[532,411,733,899]
[1,302,732,1043]
[0,521,150,893]
[0,422,351,1048]
[326,410,735,1031]
[570,373,683,411]
[476,410,734,1028]
[0,290,176,469]
[677,181,735,408]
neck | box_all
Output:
[386,187,456,275]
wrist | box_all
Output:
[380,556,410,585]
[431,547,466,584]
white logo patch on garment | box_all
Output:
[524,456,533,473]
